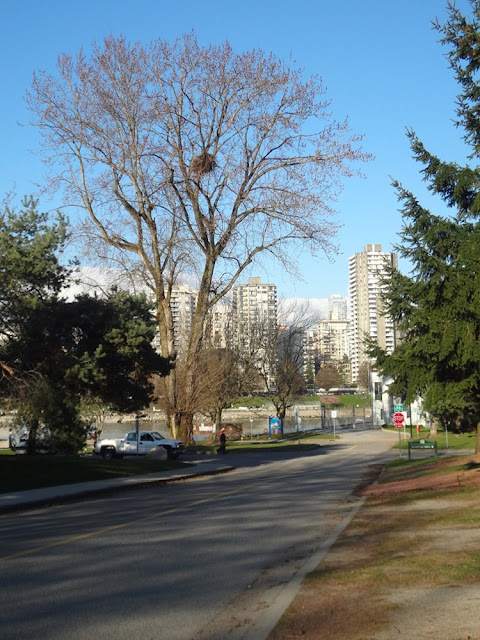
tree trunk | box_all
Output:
[169,268,214,444]
[179,412,194,445]
[214,407,223,440]
[165,371,180,439]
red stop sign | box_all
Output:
[393,412,404,427]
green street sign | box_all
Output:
[394,404,403,412]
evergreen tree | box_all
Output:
[1,198,172,453]
[368,1,480,454]
[63,291,173,415]
[0,195,68,338]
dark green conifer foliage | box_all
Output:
[367,1,480,453]
[1,199,172,453]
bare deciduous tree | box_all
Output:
[315,362,343,392]
[195,346,260,436]
[253,300,319,419]
[27,34,370,440]
[357,361,370,391]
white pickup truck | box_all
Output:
[94,430,185,460]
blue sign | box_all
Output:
[268,416,283,438]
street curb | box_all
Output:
[255,496,367,640]
[210,462,387,640]
[209,493,368,640]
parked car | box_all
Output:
[94,430,185,460]
[9,428,50,453]
[9,431,28,451]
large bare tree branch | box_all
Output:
[26,33,371,439]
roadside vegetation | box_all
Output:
[0,196,368,456]
[382,425,478,451]
[230,393,371,410]
[0,454,186,493]
[365,1,480,455]
[0,431,329,493]
[0,197,172,455]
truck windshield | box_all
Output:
[151,432,167,440]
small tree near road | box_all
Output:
[255,302,318,419]
[315,362,343,392]
[357,362,370,391]
[195,346,259,437]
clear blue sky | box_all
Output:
[1,0,472,301]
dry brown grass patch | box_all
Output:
[268,455,480,640]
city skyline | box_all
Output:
[1,0,471,300]
[68,264,389,388]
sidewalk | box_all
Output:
[0,458,235,514]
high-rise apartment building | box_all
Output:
[232,277,277,352]
[318,318,350,363]
[171,285,198,353]
[152,284,198,355]
[328,294,348,321]
[205,303,233,349]
[348,244,398,382]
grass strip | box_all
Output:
[1,437,322,493]
[0,455,187,493]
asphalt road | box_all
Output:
[0,429,396,640]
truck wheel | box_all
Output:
[102,447,115,460]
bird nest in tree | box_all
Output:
[190,152,216,176]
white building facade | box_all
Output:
[348,244,398,383]
[232,277,278,352]
[151,284,198,355]
[205,303,233,349]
